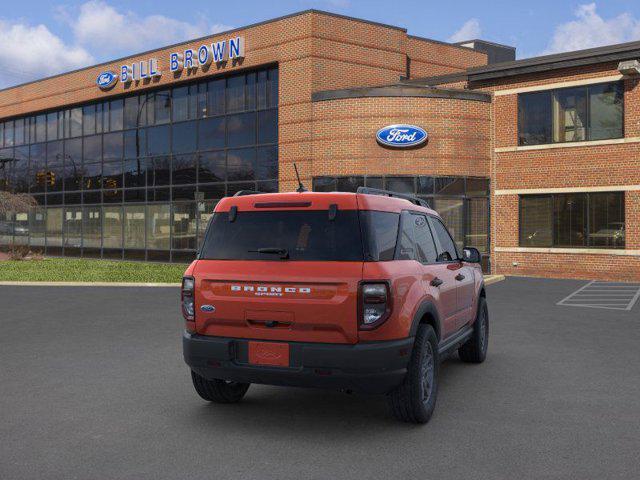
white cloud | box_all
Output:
[0,20,93,88]
[543,3,640,54]
[448,18,481,43]
[68,1,232,57]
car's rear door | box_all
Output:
[193,200,363,344]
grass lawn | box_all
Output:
[0,258,188,283]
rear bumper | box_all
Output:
[183,331,413,394]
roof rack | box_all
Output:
[233,190,265,197]
[356,187,431,209]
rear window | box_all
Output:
[359,211,400,261]
[200,210,364,261]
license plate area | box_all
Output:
[248,341,290,367]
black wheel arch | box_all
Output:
[409,301,442,341]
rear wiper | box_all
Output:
[248,247,290,259]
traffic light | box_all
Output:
[47,171,56,187]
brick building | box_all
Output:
[0,9,638,281]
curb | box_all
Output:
[484,275,506,286]
[0,281,181,287]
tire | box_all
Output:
[190,370,250,403]
[387,324,439,424]
[458,296,489,363]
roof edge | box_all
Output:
[0,9,407,95]
[312,84,491,103]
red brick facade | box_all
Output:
[2,9,638,280]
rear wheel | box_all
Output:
[387,324,439,424]
[190,370,250,403]
[458,296,489,363]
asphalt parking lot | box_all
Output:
[1,276,639,480]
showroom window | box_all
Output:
[519,192,625,248]
[518,82,623,145]
[0,65,278,262]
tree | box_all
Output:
[0,191,37,216]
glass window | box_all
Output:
[386,177,414,193]
[519,193,624,249]
[14,118,26,145]
[28,143,46,193]
[553,87,587,143]
[28,207,46,247]
[83,106,96,136]
[466,198,489,253]
[257,109,277,144]
[589,83,623,141]
[102,160,122,190]
[466,178,490,197]
[5,121,15,147]
[588,193,625,248]
[63,207,83,248]
[124,96,139,129]
[429,216,458,262]
[147,156,170,186]
[172,154,197,185]
[197,200,216,249]
[196,83,207,118]
[433,198,464,251]
[69,108,82,137]
[124,205,146,249]
[412,214,438,263]
[198,151,225,183]
[256,146,278,181]
[13,146,29,193]
[435,177,464,196]
[268,67,279,108]
[198,183,226,200]
[63,138,82,192]
[46,141,64,193]
[554,193,587,247]
[257,70,268,110]
[519,82,623,145]
[227,112,255,147]
[246,72,256,110]
[124,129,145,158]
[172,121,197,154]
[417,176,434,195]
[336,176,364,192]
[109,99,124,131]
[83,206,101,248]
[172,86,189,122]
[358,211,399,261]
[226,75,245,113]
[154,91,171,124]
[46,207,63,247]
[201,210,363,261]
[83,134,102,163]
[123,158,145,188]
[147,204,171,250]
[103,132,123,160]
[96,103,104,134]
[172,202,196,250]
[83,161,101,191]
[227,148,256,181]
[312,177,336,192]
[147,125,170,156]
[365,176,383,189]
[103,206,123,248]
[207,79,225,116]
[36,115,47,143]
[198,117,225,150]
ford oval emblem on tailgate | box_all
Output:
[200,304,215,312]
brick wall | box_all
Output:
[482,63,640,281]
[406,37,487,79]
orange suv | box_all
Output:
[182,187,488,423]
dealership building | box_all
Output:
[0,10,639,280]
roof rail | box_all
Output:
[356,187,431,209]
[233,190,265,197]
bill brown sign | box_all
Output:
[96,36,245,89]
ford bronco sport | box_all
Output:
[182,187,488,423]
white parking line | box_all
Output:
[557,281,640,311]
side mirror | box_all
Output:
[462,247,481,264]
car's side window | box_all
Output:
[395,211,417,260]
[412,214,438,264]
[429,217,458,262]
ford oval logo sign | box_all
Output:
[96,71,118,90]
[376,124,428,148]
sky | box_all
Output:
[1,0,640,88]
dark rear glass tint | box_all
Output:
[200,210,363,261]
[359,211,400,261]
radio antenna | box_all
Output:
[293,163,307,193]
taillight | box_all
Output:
[359,282,392,329]
[182,276,195,321]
